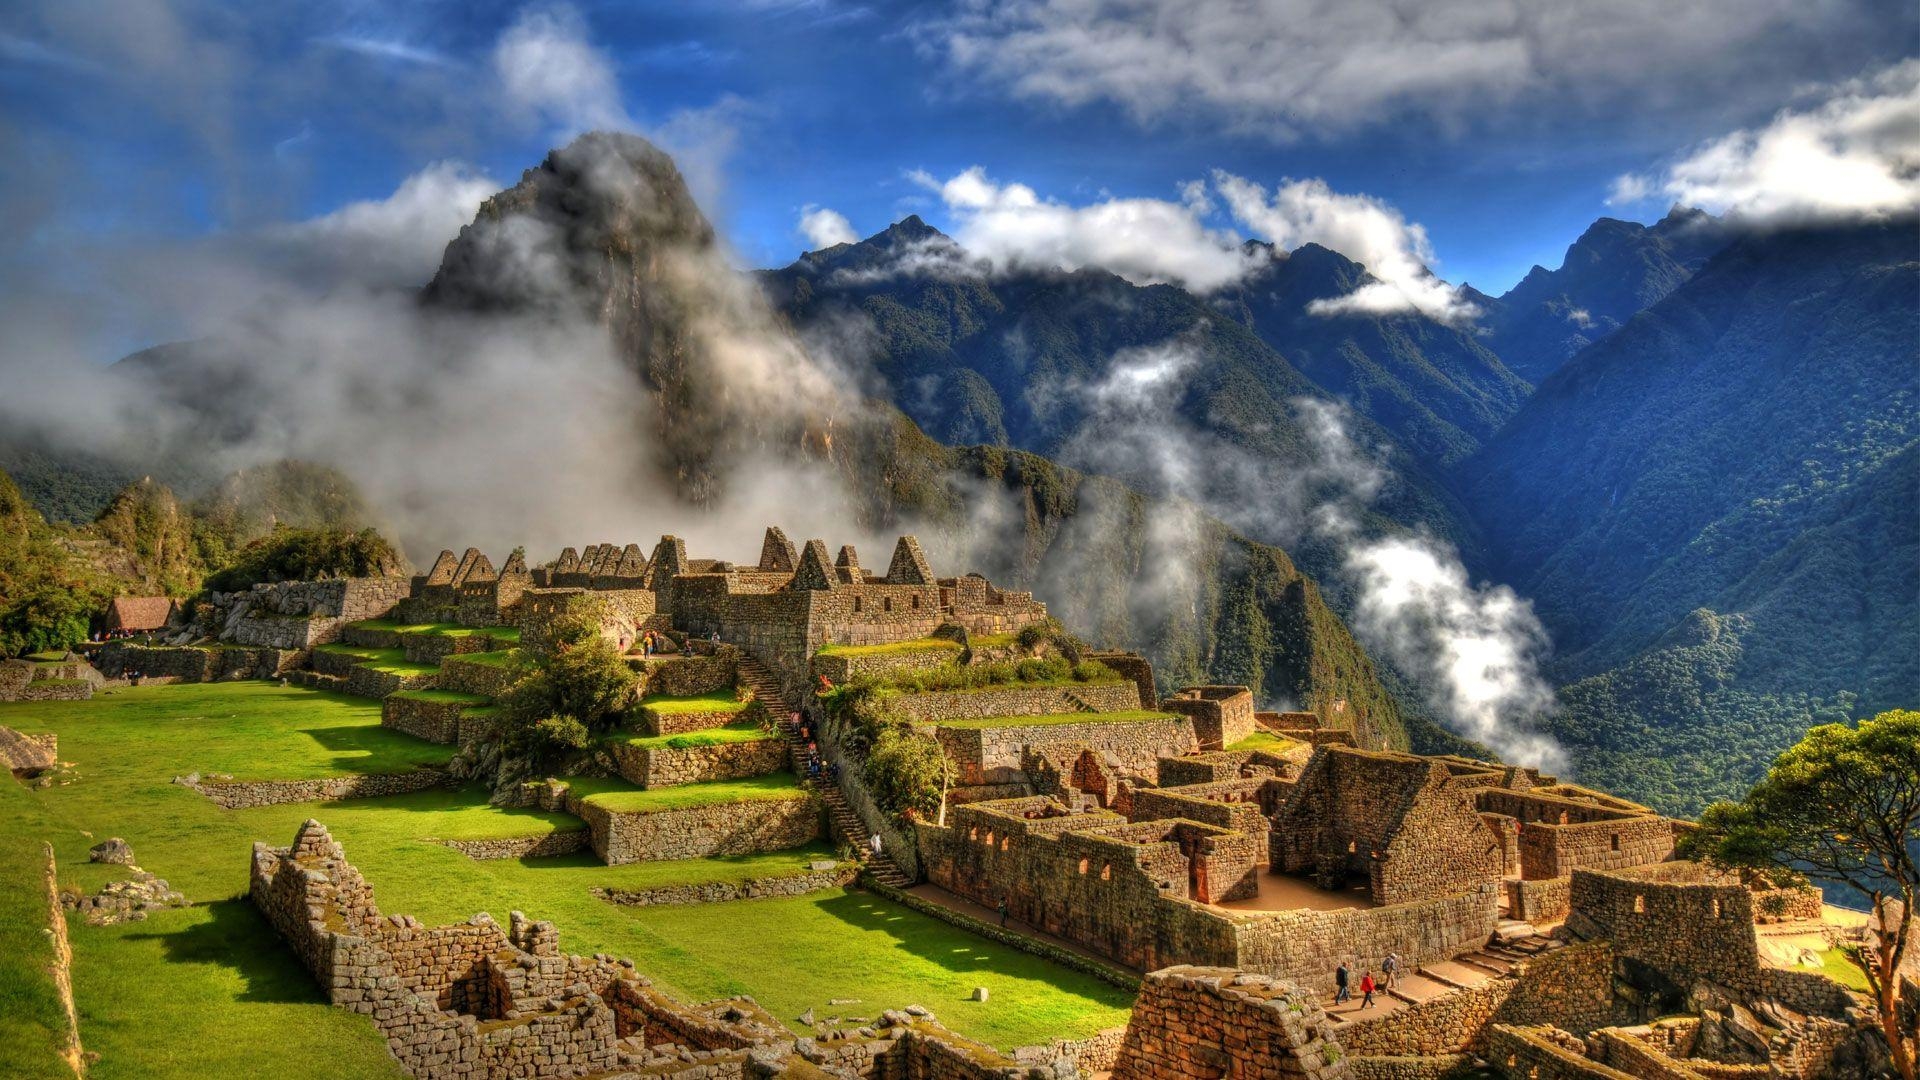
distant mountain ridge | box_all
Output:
[1474,206,1729,382]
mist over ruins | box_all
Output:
[1,4,1915,1080]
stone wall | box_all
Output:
[0,726,57,772]
[221,577,409,650]
[1159,687,1256,751]
[609,737,787,789]
[1338,942,1618,1057]
[189,768,453,809]
[592,863,857,906]
[91,643,296,682]
[1508,876,1574,924]
[1157,749,1295,787]
[894,681,1144,725]
[638,654,737,698]
[637,703,751,737]
[1112,966,1353,1080]
[810,643,963,685]
[1130,781,1273,864]
[381,694,492,745]
[1233,886,1501,994]
[934,714,1197,786]
[567,790,822,865]
[1518,816,1675,880]
[436,831,590,860]
[438,656,519,697]
[1485,1025,1634,1080]
[344,664,436,699]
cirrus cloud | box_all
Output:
[926,0,1890,137]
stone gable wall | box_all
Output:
[1114,966,1354,1080]
[1130,781,1273,864]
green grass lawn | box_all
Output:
[0,681,1131,1074]
[0,683,449,781]
[1815,947,1873,992]
[564,773,807,813]
[814,639,963,658]
[1226,730,1296,751]
[358,658,441,677]
[618,720,775,751]
[935,709,1175,730]
[641,689,749,715]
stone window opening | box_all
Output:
[1633,895,1646,914]
[969,827,978,841]
[1711,898,1722,918]
[1000,836,1010,852]
[853,596,863,613]
[1101,863,1112,881]
[883,597,893,613]
[984,830,994,847]
[444,958,512,1021]
[910,594,920,609]
[1079,858,1089,875]
[1611,833,1620,851]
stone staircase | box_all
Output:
[736,655,911,888]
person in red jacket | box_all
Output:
[1359,971,1377,1009]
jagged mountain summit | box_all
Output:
[1474,205,1728,383]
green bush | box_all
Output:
[531,715,591,753]
[863,725,949,824]
[201,525,404,593]
[0,584,93,657]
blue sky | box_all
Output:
[2,0,1913,344]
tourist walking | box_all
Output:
[1382,951,1400,989]
[869,832,883,859]
[1359,971,1376,1009]
[1333,962,1350,1004]
[998,896,1009,926]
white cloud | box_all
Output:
[493,5,629,134]
[799,204,859,248]
[267,161,498,288]
[927,0,1876,136]
[900,166,1475,320]
[1610,59,1920,223]
[909,166,1259,291]
[1214,172,1477,324]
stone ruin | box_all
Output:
[250,820,1113,1080]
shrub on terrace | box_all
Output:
[497,596,638,770]
[862,725,950,825]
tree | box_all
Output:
[1682,710,1920,1080]
[498,594,638,766]
[862,726,951,825]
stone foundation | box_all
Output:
[567,790,822,865]
[187,768,454,809]
[610,737,787,788]
[934,715,1197,786]
[592,863,857,906]
[435,831,590,860]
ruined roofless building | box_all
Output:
[390,527,1049,676]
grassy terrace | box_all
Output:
[935,709,1176,730]
[314,643,399,661]
[641,689,749,715]
[386,689,492,707]
[445,650,520,667]
[814,638,963,658]
[1226,730,1296,752]
[0,682,1131,1075]
[618,720,774,751]
[564,773,806,813]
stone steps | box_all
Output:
[738,655,912,889]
